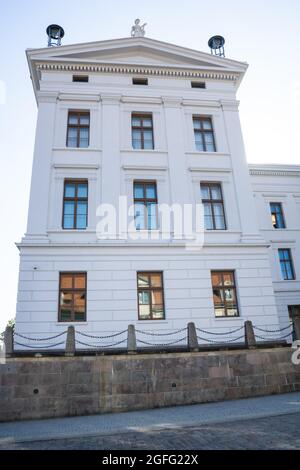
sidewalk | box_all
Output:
[1,392,300,444]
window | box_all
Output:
[270,203,285,229]
[132,114,154,149]
[193,116,216,152]
[137,272,165,320]
[191,81,206,89]
[211,271,239,317]
[201,183,226,230]
[73,75,89,83]
[59,272,87,322]
[134,181,157,230]
[279,249,295,280]
[63,180,88,229]
[67,111,90,148]
[132,77,148,85]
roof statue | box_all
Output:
[131,18,147,37]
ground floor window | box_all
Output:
[211,271,239,317]
[59,272,87,322]
[137,272,165,320]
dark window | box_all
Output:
[67,111,90,148]
[201,183,226,230]
[63,180,88,230]
[59,272,87,322]
[193,116,216,152]
[132,77,148,85]
[132,114,154,149]
[134,181,157,230]
[73,75,89,83]
[137,272,165,320]
[211,271,239,317]
[191,81,206,89]
[270,203,285,229]
[279,249,295,280]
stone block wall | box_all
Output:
[0,347,300,422]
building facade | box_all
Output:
[15,35,300,349]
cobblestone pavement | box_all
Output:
[1,412,300,450]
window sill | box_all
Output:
[121,149,168,154]
[186,151,230,157]
[56,322,88,326]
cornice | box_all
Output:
[250,168,300,177]
[35,62,239,82]
[58,93,100,102]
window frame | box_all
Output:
[58,272,87,322]
[62,179,88,230]
[133,180,158,230]
[211,270,239,318]
[137,271,165,321]
[270,202,286,229]
[66,110,90,148]
[278,249,295,280]
[201,182,226,230]
[193,116,216,152]
[131,113,154,150]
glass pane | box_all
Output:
[206,142,216,152]
[213,203,224,216]
[143,130,153,141]
[65,184,76,198]
[204,132,214,144]
[139,304,151,319]
[227,308,238,317]
[152,291,163,305]
[213,288,224,304]
[137,273,150,287]
[132,139,142,149]
[139,291,150,305]
[211,185,222,200]
[280,262,287,279]
[211,273,222,287]
[132,130,142,140]
[60,275,73,289]
[214,216,225,230]
[224,288,235,302]
[201,186,210,199]
[152,305,164,319]
[60,309,72,321]
[68,114,78,125]
[74,311,85,321]
[60,291,72,307]
[79,114,89,125]
[74,292,86,308]
[67,137,78,148]
[144,140,154,150]
[146,184,156,199]
[202,119,212,130]
[276,214,284,229]
[77,184,88,198]
[63,215,74,229]
[147,203,157,230]
[195,135,204,151]
[223,272,234,286]
[64,201,75,215]
[77,201,87,215]
[142,117,152,127]
[204,215,214,230]
[76,215,87,229]
[132,116,141,126]
[150,274,162,288]
[285,263,294,280]
[215,308,225,317]
[79,128,89,147]
[74,275,86,289]
[193,119,201,130]
[134,184,144,199]
[134,203,145,230]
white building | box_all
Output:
[14,30,300,349]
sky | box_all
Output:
[0,0,299,332]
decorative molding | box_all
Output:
[249,168,300,177]
[53,163,100,170]
[121,96,162,105]
[122,165,168,172]
[36,62,239,82]
[182,99,221,108]
[36,91,58,103]
[58,93,100,102]
[189,167,232,173]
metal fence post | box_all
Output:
[4,326,14,358]
[127,325,137,354]
[65,326,75,356]
[188,322,199,352]
[245,320,256,349]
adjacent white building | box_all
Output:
[14,30,300,349]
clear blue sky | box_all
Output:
[0,0,299,332]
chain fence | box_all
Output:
[136,327,188,348]
[253,324,294,343]
[75,330,128,350]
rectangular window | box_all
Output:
[279,249,295,280]
[211,271,239,317]
[270,203,285,229]
[137,272,165,320]
[59,272,87,322]
[132,77,148,85]
[132,114,154,150]
[73,75,89,83]
[201,183,226,230]
[191,81,206,88]
[67,111,90,148]
[134,181,158,230]
[193,116,216,152]
[63,180,88,230]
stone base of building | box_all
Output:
[1,347,300,422]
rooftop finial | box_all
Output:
[131,18,147,37]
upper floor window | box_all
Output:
[72,75,89,83]
[201,183,226,230]
[134,181,158,230]
[211,271,239,317]
[63,180,88,230]
[278,249,295,280]
[132,114,154,150]
[137,272,165,320]
[193,116,216,152]
[191,81,206,89]
[132,77,148,85]
[67,111,90,148]
[270,203,285,229]
[59,272,86,322]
